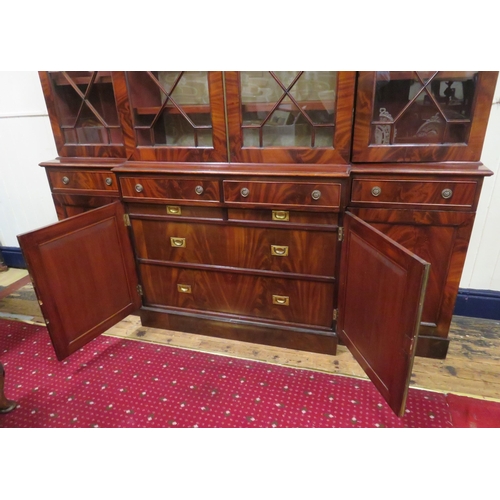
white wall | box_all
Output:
[0,72,58,247]
[0,71,499,292]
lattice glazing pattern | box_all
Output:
[371,71,478,145]
[240,71,338,148]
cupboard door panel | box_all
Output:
[17,202,141,360]
[225,71,356,164]
[338,212,429,416]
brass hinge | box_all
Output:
[338,227,344,242]
[333,308,339,321]
[123,214,131,226]
[137,284,143,296]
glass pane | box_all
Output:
[49,71,122,145]
[370,71,477,146]
[240,71,338,148]
[127,71,213,148]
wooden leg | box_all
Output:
[0,362,17,413]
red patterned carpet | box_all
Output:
[0,319,497,428]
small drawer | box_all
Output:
[139,263,334,327]
[119,177,220,203]
[351,178,478,208]
[227,209,339,226]
[47,171,118,193]
[131,219,337,277]
[127,203,225,220]
[223,180,342,209]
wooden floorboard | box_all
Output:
[1,268,499,401]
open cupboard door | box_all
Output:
[338,212,430,416]
[17,202,141,361]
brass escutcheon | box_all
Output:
[272,295,290,306]
[170,237,186,247]
[177,284,192,294]
[167,206,182,215]
[271,245,289,256]
[272,210,289,221]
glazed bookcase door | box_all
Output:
[17,202,141,361]
[39,72,127,158]
[337,212,430,416]
[352,71,498,162]
[114,71,228,162]
[225,71,356,163]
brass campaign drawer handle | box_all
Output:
[272,210,289,221]
[271,245,289,256]
[177,284,192,294]
[273,295,290,306]
[62,176,70,185]
[441,188,453,199]
[371,186,382,197]
[170,237,186,247]
[167,205,182,215]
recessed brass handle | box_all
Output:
[105,177,113,186]
[271,245,289,256]
[273,295,290,306]
[371,186,382,197]
[62,176,70,185]
[135,184,144,193]
[177,284,192,294]
[167,205,182,215]
[272,210,289,221]
[311,189,321,200]
[241,187,250,198]
[170,237,186,248]
[195,185,204,195]
[441,188,453,199]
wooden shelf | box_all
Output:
[49,72,113,86]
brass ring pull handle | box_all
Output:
[177,284,192,294]
[272,210,289,221]
[195,185,204,195]
[241,187,250,198]
[62,176,70,185]
[135,184,144,193]
[271,245,289,256]
[105,177,113,186]
[170,237,186,248]
[311,189,321,200]
[167,206,182,215]
[371,186,382,197]
[272,295,290,306]
[441,188,453,199]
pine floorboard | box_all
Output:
[1,268,499,402]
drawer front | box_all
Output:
[223,181,342,209]
[132,219,337,277]
[227,208,339,226]
[351,178,478,208]
[140,264,334,327]
[127,203,224,220]
[48,171,118,193]
[120,177,220,203]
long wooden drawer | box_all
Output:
[47,170,118,193]
[132,219,337,277]
[139,263,335,327]
[227,208,339,226]
[223,180,342,209]
[119,176,220,203]
[127,203,224,220]
[350,178,478,208]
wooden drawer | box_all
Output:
[139,263,334,328]
[223,180,342,209]
[127,203,224,220]
[350,178,479,208]
[119,176,220,203]
[132,219,337,277]
[47,170,118,193]
[227,208,339,226]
